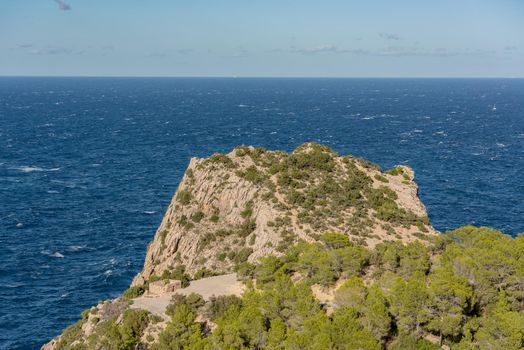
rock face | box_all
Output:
[132,143,436,286]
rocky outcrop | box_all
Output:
[42,143,437,349]
[132,142,436,285]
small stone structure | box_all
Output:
[148,279,182,295]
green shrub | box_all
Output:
[205,153,236,168]
[166,293,205,316]
[149,265,190,287]
[176,190,192,205]
[236,165,267,184]
[319,232,351,250]
[190,211,205,223]
[55,319,86,350]
[374,174,389,183]
[234,247,253,264]
[237,219,256,237]
[206,295,243,320]
[240,206,253,219]
[123,285,145,299]
[193,268,215,279]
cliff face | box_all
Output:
[132,143,436,285]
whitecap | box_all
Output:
[15,166,45,173]
[68,245,87,252]
[12,166,61,173]
[60,293,70,298]
[16,223,24,228]
[238,104,248,108]
[143,211,156,215]
[41,250,64,258]
[103,270,113,277]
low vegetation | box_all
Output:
[149,227,524,350]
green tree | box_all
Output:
[334,276,367,309]
[153,304,204,350]
[389,272,431,335]
[319,232,351,250]
[361,285,392,342]
[472,293,524,350]
[330,307,381,350]
[426,267,473,344]
[265,317,287,350]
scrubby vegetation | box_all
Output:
[122,285,145,299]
[147,227,524,350]
[149,265,191,288]
[51,144,524,350]
[55,308,159,350]
[229,143,428,237]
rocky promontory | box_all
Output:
[44,143,443,349]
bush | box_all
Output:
[193,268,215,280]
[206,295,243,320]
[166,293,205,316]
[123,285,145,299]
[149,265,190,288]
[237,165,267,184]
[319,232,351,250]
[176,190,192,205]
[374,174,389,183]
[238,219,256,237]
[205,153,236,168]
[190,211,205,223]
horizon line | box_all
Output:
[1,75,523,79]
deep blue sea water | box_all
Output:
[0,77,523,349]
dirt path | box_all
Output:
[130,273,243,318]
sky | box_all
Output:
[1,0,523,77]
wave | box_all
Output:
[41,250,65,258]
[11,166,61,173]
[67,245,88,252]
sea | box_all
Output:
[0,77,523,349]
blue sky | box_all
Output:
[1,0,523,77]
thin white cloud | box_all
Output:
[293,45,340,54]
[281,45,497,58]
[22,45,84,55]
[379,33,401,41]
[54,0,71,11]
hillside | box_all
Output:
[43,144,524,350]
[133,142,435,286]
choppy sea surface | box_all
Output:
[0,77,523,349]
